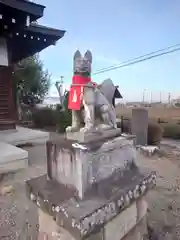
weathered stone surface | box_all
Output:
[0,185,14,196]
[38,209,75,240]
[66,128,121,143]
[121,216,148,240]
[38,208,104,239]
[26,169,156,239]
[104,198,148,240]
[37,198,148,240]
[46,135,136,198]
[131,108,148,146]
[104,201,138,240]
[136,198,148,222]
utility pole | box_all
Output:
[151,92,152,103]
[142,89,145,103]
[160,92,162,103]
[168,92,171,104]
[142,91,144,103]
[59,75,64,98]
[55,75,64,107]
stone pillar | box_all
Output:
[131,108,148,146]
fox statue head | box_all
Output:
[73,50,92,77]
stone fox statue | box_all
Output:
[66,50,117,133]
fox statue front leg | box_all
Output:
[80,102,95,132]
[66,110,81,132]
[80,86,95,133]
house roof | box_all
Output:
[0,1,66,63]
[8,23,66,62]
[0,0,45,21]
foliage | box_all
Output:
[121,119,131,133]
[32,107,57,128]
[56,91,72,132]
[162,123,180,139]
[148,121,163,145]
[32,92,72,132]
[56,110,72,133]
[12,54,50,104]
[174,102,180,108]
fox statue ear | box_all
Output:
[74,50,82,60]
[84,50,92,63]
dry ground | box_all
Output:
[1,133,180,239]
[116,105,180,122]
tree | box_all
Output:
[13,54,50,105]
[12,54,51,120]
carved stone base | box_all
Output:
[34,194,149,240]
[66,128,121,143]
[27,168,156,239]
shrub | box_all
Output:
[121,119,131,133]
[162,123,180,139]
[32,107,57,128]
[148,121,163,145]
[157,118,168,124]
[56,109,72,133]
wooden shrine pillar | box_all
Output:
[0,66,16,130]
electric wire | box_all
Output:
[93,43,180,75]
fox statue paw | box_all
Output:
[80,125,94,133]
[66,126,79,133]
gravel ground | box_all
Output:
[1,134,180,239]
[0,143,47,240]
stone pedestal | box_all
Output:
[26,130,156,240]
[46,134,135,199]
[131,108,148,146]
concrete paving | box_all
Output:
[0,126,49,146]
[0,142,28,174]
[0,127,49,174]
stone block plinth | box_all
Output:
[46,135,135,199]
[37,198,148,240]
[27,171,155,239]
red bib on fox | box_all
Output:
[68,75,96,110]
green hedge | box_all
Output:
[32,107,71,132]
[32,107,57,128]
[161,123,180,139]
[148,121,163,145]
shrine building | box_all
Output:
[0,0,65,130]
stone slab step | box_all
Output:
[0,142,28,174]
[0,126,49,146]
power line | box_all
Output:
[92,43,180,75]
[94,43,180,72]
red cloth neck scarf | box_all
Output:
[72,75,91,85]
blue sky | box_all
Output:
[36,0,180,102]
